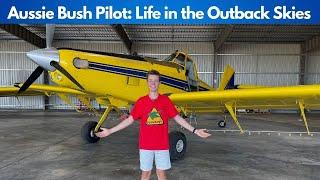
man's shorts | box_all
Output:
[139,149,171,171]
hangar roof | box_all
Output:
[0,24,319,44]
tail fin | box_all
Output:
[217,65,235,91]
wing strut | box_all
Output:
[77,96,99,116]
[298,100,310,135]
[225,102,244,133]
[57,93,81,113]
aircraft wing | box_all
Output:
[169,85,320,113]
[0,84,90,97]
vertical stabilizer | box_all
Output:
[218,65,235,91]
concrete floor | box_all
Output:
[0,111,319,180]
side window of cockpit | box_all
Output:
[185,57,198,91]
[175,54,185,69]
[185,57,193,77]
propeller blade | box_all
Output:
[46,24,55,48]
[50,61,84,90]
[18,66,44,93]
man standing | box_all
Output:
[96,70,211,180]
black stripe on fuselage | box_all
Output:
[88,61,210,91]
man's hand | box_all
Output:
[195,129,211,138]
[95,128,112,138]
[173,115,212,138]
[95,116,134,138]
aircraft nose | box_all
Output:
[26,48,59,71]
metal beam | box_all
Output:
[43,71,50,110]
[111,25,132,53]
[303,33,320,53]
[299,43,306,85]
[0,24,46,48]
[214,25,234,52]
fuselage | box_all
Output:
[49,48,212,104]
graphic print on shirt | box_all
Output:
[146,108,164,125]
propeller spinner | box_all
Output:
[18,25,84,93]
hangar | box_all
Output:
[0,25,319,179]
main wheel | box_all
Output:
[169,131,187,161]
[81,121,100,143]
[218,120,226,128]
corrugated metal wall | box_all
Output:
[0,40,44,109]
[1,40,309,109]
[132,42,215,86]
[305,49,320,84]
[215,44,300,87]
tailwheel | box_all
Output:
[169,131,187,161]
[81,121,100,143]
[218,120,226,128]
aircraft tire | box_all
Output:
[81,121,100,143]
[218,120,226,128]
[169,131,187,161]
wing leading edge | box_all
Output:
[169,85,320,134]
[0,84,89,97]
[170,85,320,111]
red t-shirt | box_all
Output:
[130,94,178,150]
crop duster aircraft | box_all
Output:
[1,25,320,160]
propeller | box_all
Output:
[17,25,55,93]
[50,61,84,90]
[17,24,84,94]
[46,24,55,48]
[17,66,44,93]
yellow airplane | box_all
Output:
[1,25,320,160]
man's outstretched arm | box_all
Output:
[95,115,135,138]
[173,115,211,138]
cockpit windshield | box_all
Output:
[163,53,176,62]
[175,53,185,66]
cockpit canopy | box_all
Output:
[163,51,192,69]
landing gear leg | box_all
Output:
[81,105,117,143]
